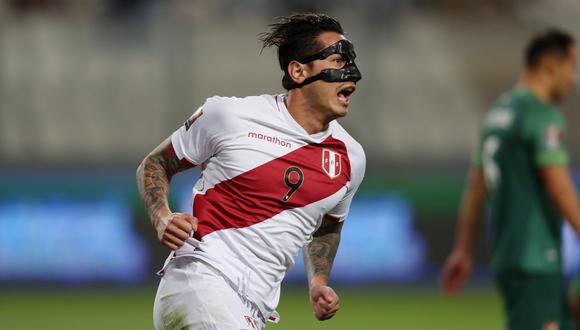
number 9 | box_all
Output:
[282,167,304,202]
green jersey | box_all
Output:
[474,87,569,274]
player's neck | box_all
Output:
[284,93,331,135]
[519,72,554,104]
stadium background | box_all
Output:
[1,0,580,329]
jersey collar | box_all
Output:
[276,94,331,142]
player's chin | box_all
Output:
[335,97,350,111]
[331,103,349,117]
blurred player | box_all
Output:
[442,29,579,330]
[136,13,365,330]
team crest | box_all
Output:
[322,148,341,179]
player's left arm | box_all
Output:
[533,116,580,235]
[542,165,580,235]
[303,216,343,321]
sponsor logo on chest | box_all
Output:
[247,131,292,149]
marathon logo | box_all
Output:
[248,131,292,149]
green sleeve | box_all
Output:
[522,109,569,167]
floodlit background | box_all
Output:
[2,0,580,329]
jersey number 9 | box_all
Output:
[282,167,304,202]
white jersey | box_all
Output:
[168,94,366,320]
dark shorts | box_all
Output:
[495,271,573,330]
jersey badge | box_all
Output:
[322,148,341,179]
[244,316,257,329]
[184,108,204,130]
[545,124,561,150]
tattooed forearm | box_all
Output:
[136,157,170,229]
[136,137,194,230]
[303,220,343,287]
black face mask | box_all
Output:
[282,39,362,90]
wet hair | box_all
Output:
[525,29,575,69]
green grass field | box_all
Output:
[0,287,502,329]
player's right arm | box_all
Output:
[542,166,580,235]
[441,166,487,295]
[136,137,197,250]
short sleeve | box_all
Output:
[523,110,569,167]
[325,185,359,222]
[171,97,227,165]
[326,146,366,222]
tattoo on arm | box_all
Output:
[303,220,343,286]
[136,137,194,229]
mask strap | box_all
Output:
[286,72,326,89]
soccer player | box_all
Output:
[441,29,579,330]
[136,13,365,330]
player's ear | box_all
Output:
[288,60,308,84]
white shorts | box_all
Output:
[153,256,265,330]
